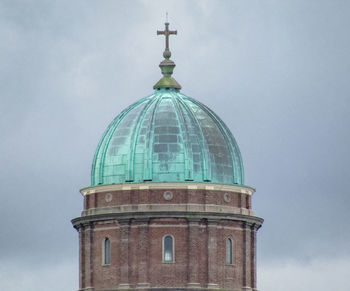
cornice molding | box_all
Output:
[80,203,254,217]
[71,211,263,230]
[80,183,255,196]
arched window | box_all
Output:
[226,238,233,264]
[163,235,174,262]
[104,238,111,265]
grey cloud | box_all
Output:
[0,0,349,290]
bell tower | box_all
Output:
[72,22,263,291]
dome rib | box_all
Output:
[175,94,211,182]
[143,92,162,181]
[126,97,155,182]
[92,100,142,185]
[188,97,244,185]
[219,118,245,184]
[169,92,193,181]
[92,95,153,185]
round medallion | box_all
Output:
[223,192,231,203]
[163,191,173,201]
[105,193,113,202]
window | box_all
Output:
[104,238,111,265]
[163,235,174,262]
[226,238,233,264]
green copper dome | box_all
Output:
[91,88,244,186]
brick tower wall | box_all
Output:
[72,183,263,291]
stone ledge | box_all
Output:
[92,288,242,291]
[80,183,255,196]
[72,211,263,230]
[81,203,253,217]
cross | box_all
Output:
[157,22,177,51]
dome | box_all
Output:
[91,88,244,186]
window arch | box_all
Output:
[163,235,174,262]
[103,238,111,265]
[226,238,233,264]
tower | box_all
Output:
[72,22,263,291]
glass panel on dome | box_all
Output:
[183,99,234,185]
[102,100,149,184]
[91,91,243,186]
[178,100,204,181]
[152,98,185,182]
[133,99,158,182]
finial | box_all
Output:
[154,21,181,90]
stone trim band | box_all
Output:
[72,212,263,230]
[80,183,255,196]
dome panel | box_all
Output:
[152,97,186,182]
[182,98,233,184]
[91,89,244,186]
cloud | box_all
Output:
[0,1,350,289]
[259,256,350,291]
[0,258,77,291]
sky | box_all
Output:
[0,0,349,290]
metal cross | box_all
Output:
[157,22,177,51]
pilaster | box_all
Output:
[242,222,252,289]
[118,219,131,289]
[79,227,84,289]
[251,224,258,289]
[187,219,201,288]
[137,219,150,288]
[84,223,94,290]
[207,220,219,289]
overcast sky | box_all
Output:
[1,1,349,290]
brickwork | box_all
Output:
[85,188,251,211]
[72,184,263,291]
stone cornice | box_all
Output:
[88,288,246,291]
[80,203,254,217]
[71,211,263,230]
[80,182,256,196]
